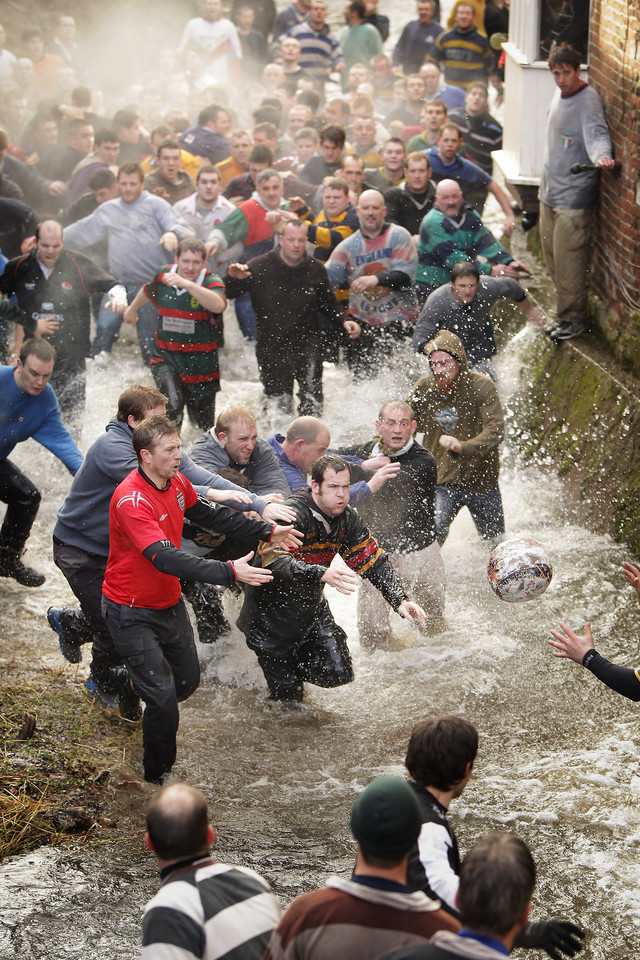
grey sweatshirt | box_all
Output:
[540,83,612,209]
[63,191,190,285]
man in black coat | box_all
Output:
[340,398,445,645]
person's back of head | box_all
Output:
[458,833,535,936]
[405,716,478,790]
[350,776,422,869]
[146,783,211,862]
[116,384,167,423]
[285,415,326,446]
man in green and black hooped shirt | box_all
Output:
[124,237,225,429]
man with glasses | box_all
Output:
[339,399,445,646]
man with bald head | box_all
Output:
[416,179,528,300]
[268,414,399,505]
[326,189,419,377]
[0,219,125,429]
[142,783,282,959]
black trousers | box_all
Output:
[0,459,40,552]
[52,540,121,681]
[246,600,354,702]
[151,362,217,431]
[102,595,200,781]
[257,344,323,417]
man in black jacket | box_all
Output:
[224,219,359,416]
[385,152,436,240]
[0,219,125,429]
[238,454,428,701]
[340,399,445,646]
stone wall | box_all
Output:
[588,0,640,374]
[511,336,640,554]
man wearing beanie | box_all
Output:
[264,777,459,960]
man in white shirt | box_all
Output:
[178,0,242,86]
[174,165,235,274]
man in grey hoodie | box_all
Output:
[48,384,295,715]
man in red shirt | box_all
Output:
[102,415,300,784]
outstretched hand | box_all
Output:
[270,525,304,550]
[517,920,585,960]
[231,552,273,586]
[622,561,640,601]
[263,501,296,524]
[548,621,594,663]
[322,565,358,595]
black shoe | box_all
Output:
[83,674,119,710]
[115,668,142,721]
[145,770,175,786]
[47,607,84,663]
[0,547,45,587]
[550,321,585,341]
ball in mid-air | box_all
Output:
[487,537,552,602]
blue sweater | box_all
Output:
[267,433,371,504]
[0,366,82,472]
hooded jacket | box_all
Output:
[409,330,503,493]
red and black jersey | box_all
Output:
[103,468,197,608]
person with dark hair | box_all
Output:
[214,129,252,187]
[412,261,545,378]
[402,719,585,960]
[265,777,458,960]
[102,414,301,783]
[40,116,94,183]
[393,1,443,76]
[179,103,232,165]
[283,0,345,95]
[67,126,120,203]
[384,152,436,238]
[173,167,235,267]
[238,454,428,701]
[0,338,81,586]
[123,237,225,429]
[299,123,346,185]
[112,109,147,163]
[60,167,118,230]
[143,140,195,204]
[379,833,580,960]
[448,83,502,174]
[63,162,191,365]
[365,138,407,191]
[339,1,383,91]
[539,43,615,342]
[143,783,282,960]
[0,218,124,429]
[223,144,274,204]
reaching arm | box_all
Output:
[486,179,516,236]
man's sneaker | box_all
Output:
[115,668,142,722]
[550,321,585,341]
[47,607,83,664]
[83,675,119,710]
[543,323,560,338]
[145,770,176,786]
[93,350,110,369]
[0,547,45,587]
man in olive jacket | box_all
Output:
[409,329,504,546]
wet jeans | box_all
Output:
[93,285,159,364]
[435,483,505,546]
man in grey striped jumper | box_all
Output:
[142,783,282,959]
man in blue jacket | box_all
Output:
[0,338,82,587]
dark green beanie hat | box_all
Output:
[350,777,422,859]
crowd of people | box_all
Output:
[0,3,627,957]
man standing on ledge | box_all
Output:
[238,454,428,702]
[0,338,82,586]
[540,43,614,342]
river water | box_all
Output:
[2,2,640,957]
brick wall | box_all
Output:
[588,0,640,369]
